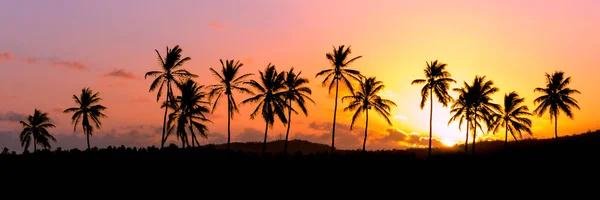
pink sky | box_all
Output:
[1,0,599,151]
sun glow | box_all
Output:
[440,139,457,147]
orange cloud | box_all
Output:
[105,68,137,79]
[0,52,14,63]
[51,60,87,70]
[208,21,222,30]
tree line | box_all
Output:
[17,45,580,156]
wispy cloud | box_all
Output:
[50,60,87,70]
[0,111,26,122]
[393,114,408,121]
[0,52,14,63]
[104,68,137,79]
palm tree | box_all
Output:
[145,45,196,148]
[449,93,471,154]
[449,76,499,155]
[19,109,56,152]
[316,45,362,153]
[64,88,107,150]
[491,92,533,149]
[533,71,580,139]
[342,77,396,152]
[242,64,287,155]
[166,79,211,148]
[208,59,253,151]
[411,60,456,157]
[282,67,314,154]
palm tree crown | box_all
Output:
[533,71,580,139]
[242,64,288,155]
[145,45,196,148]
[283,67,315,154]
[491,92,533,149]
[315,45,362,153]
[208,59,253,150]
[166,79,211,148]
[411,60,455,156]
[19,109,56,152]
[343,77,396,151]
[63,88,107,150]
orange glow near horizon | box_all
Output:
[0,0,599,150]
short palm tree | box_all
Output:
[449,76,499,155]
[145,45,196,148]
[208,59,253,151]
[283,67,314,154]
[242,64,287,155]
[491,92,533,149]
[411,60,455,156]
[533,71,580,139]
[316,45,362,153]
[19,109,56,152]
[343,77,396,152]
[64,88,107,150]
[166,79,211,148]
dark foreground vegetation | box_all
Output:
[2,131,600,188]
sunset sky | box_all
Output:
[1,0,599,151]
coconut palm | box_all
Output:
[449,76,499,155]
[64,88,107,150]
[242,64,287,155]
[411,60,456,156]
[208,59,253,151]
[490,92,533,149]
[316,45,362,153]
[343,77,396,152]
[19,109,56,152]
[282,67,314,154]
[145,45,196,148]
[533,71,580,139]
[449,93,471,154]
[166,79,211,148]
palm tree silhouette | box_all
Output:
[166,79,211,148]
[449,93,471,154]
[145,45,196,148]
[19,109,56,152]
[411,60,456,157]
[282,67,314,154]
[533,71,580,139]
[242,64,288,155]
[450,76,499,155]
[316,45,362,153]
[208,59,253,151]
[490,92,533,149]
[342,77,396,152]
[64,88,107,150]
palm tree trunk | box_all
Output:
[331,79,339,154]
[428,88,433,157]
[284,98,292,155]
[554,114,558,140]
[262,121,269,156]
[472,125,476,155]
[33,137,37,152]
[362,110,369,152]
[189,115,197,148]
[464,121,469,154]
[160,81,170,149]
[504,123,508,150]
[86,131,90,151]
[227,96,231,151]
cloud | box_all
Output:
[208,21,222,30]
[24,57,38,64]
[236,128,269,142]
[104,68,137,79]
[393,114,407,121]
[0,52,14,63]
[51,60,87,70]
[0,111,26,122]
[381,128,444,148]
[204,132,227,145]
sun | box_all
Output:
[440,139,457,147]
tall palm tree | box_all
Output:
[208,59,253,151]
[166,79,211,148]
[342,77,396,152]
[19,109,56,152]
[449,93,471,154]
[411,60,456,157]
[145,45,196,148]
[64,88,107,150]
[491,92,533,149]
[282,67,314,154]
[242,64,287,155]
[316,45,362,153]
[533,71,580,139]
[449,76,499,155]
